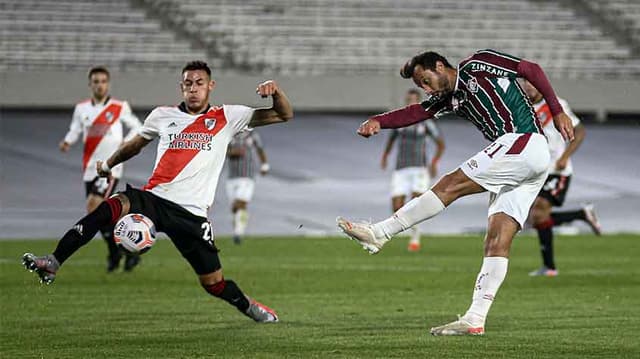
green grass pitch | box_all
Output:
[1,234,639,358]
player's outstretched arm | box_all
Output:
[249,80,294,127]
[358,100,445,138]
[97,135,151,177]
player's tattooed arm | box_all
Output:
[97,135,151,177]
[250,80,294,127]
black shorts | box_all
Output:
[538,174,571,207]
[121,185,220,275]
[85,177,119,198]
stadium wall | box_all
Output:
[2,71,639,119]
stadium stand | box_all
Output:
[141,0,640,79]
[582,0,640,44]
[0,0,207,72]
[1,0,639,79]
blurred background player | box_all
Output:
[226,131,270,244]
[523,80,602,277]
[59,66,142,272]
[380,89,445,251]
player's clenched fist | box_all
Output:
[357,119,381,138]
[96,160,111,177]
[256,80,280,97]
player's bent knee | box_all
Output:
[484,235,509,257]
[110,194,131,219]
[232,200,247,212]
[86,194,103,213]
[484,213,519,257]
[199,270,224,287]
[432,169,481,205]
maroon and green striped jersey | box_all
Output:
[227,131,264,179]
[389,121,441,170]
[421,49,543,141]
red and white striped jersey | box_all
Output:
[64,97,141,180]
[534,97,581,176]
[139,104,255,217]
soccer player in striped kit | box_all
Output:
[24,61,292,323]
[523,80,601,277]
[226,130,270,244]
[381,89,445,252]
[338,49,575,335]
[59,66,142,272]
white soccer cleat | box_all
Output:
[583,203,602,236]
[430,315,485,336]
[336,217,387,254]
[245,298,279,323]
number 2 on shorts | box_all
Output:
[201,222,213,246]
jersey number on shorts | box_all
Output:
[483,143,505,159]
[201,222,213,246]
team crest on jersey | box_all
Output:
[205,118,216,130]
[467,77,478,93]
[106,112,113,121]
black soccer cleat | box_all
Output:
[123,254,141,272]
[106,253,122,273]
[233,235,242,245]
[22,253,59,285]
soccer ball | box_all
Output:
[113,214,157,254]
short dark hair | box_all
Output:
[400,51,453,79]
[406,88,422,99]
[182,60,211,77]
[88,66,109,80]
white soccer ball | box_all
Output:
[113,214,157,254]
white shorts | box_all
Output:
[460,133,550,228]
[225,177,255,203]
[391,167,430,198]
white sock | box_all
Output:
[372,190,445,239]
[233,209,249,236]
[463,257,509,327]
[409,226,420,244]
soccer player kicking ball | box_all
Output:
[23,61,293,323]
[337,49,574,335]
[522,80,602,277]
[60,66,143,272]
[381,89,445,252]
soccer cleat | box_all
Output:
[407,241,421,252]
[430,316,484,336]
[528,267,559,277]
[106,253,122,273]
[22,253,59,285]
[123,254,141,272]
[583,203,602,236]
[245,298,278,323]
[336,217,387,254]
[233,235,242,245]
